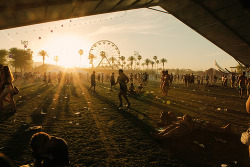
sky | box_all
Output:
[0,6,238,70]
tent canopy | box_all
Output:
[0,0,249,66]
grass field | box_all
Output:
[0,75,249,167]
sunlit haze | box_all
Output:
[0,6,238,70]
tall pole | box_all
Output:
[78,49,83,68]
[21,40,28,50]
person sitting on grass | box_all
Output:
[153,114,231,139]
[30,132,69,167]
[137,83,144,93]
[157,111,177,127]
[128,83,136,94]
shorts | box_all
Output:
[2,85,14,94]
[120,85,127,93]
[111,81,115,86]
[91,81,96,86]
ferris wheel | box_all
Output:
[89,40,121,69]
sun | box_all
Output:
[39,34,91,68]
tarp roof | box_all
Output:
[0,0,249,66]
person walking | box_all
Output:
[89,71,96,92]
[0,66,16,112]
[115,69,130,108]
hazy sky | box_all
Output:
[0,6,238,70]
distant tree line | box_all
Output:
[0,48,33,72]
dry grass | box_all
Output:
[0,76,249,166]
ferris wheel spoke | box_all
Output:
[105,41,112,52]
[107,45,116,54]
[107,50,119,56]
[106,44,113,54]
[92,47,102,54]
[102,43,107,53]
[95,45,104,55]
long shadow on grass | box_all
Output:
[175,85,246,103]
[129,94,249,129]
[0,84,52,121]
[160,95,250,118]
[90,92,155,137]
[19,82,42,91]
[0,111,16,123]
[30,85,59,125]
[43,84,70,132]
[0,85,53,123]
[70,83,79,98]
[16,84,56,108]
[62,84,71,117]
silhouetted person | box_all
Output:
[89,71,96,92]
[0,66,16,112]
[115,69,130,108]
[237,72,247,99]
[110,72,115,90]
[30,132,69,167]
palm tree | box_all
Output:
[0,49,8,64]
[78,49,83,67]
[160,58,167,70]
[38,50,48,65]
[109,56,116,69]
[150,61,155,70]
[119,56,125,68]
[54,56,59,66]
[126,64,130,70]
[122,61,126,69]
[156,60,159,72]
[137,55,142,69]
[128,56,135,69]
[88,53,96,69]
[141,63,145,70]
[136,62,139,69]
[145,59,150,69]
[120,56,125,62]
[153,55,157,70]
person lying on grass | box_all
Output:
[153,114,231,139]
[157,111,177,127]
[30,132,69,167]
